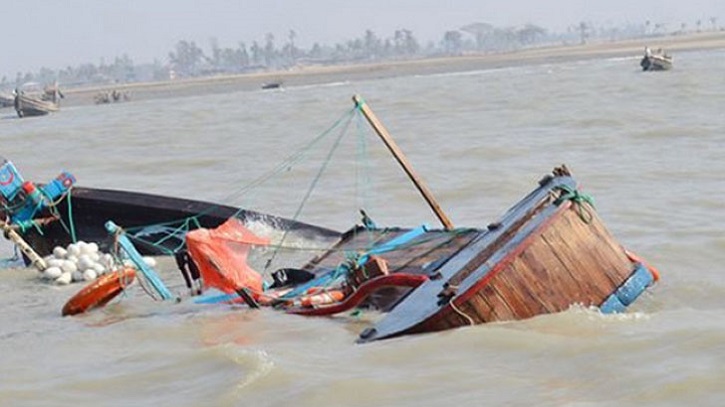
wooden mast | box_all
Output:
[352,95,454,230]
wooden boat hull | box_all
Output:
[14,94,59,117]
[19,186,341,258]
[358,168,655,342]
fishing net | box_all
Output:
[185,217,270,295]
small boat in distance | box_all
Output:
[261,81,282,90]
[640,47,673,71]
[14,82,63,117]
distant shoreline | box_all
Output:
[62,31,725,107]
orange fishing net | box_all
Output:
[185,218,270,295]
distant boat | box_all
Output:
[640,47,673,71]
[14,82,63,117]
[261,81,282,90]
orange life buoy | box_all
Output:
[62,267,136,316]
[625,249,661,282]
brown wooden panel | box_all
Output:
[518,242,590,310]
[459,293,489,325]
[515,245,583,313]
[475,277,521,322]
[539,223,610,298]
[559,207,631,286]
[543,208,625,293]
[536,220,616,303]
[486,267,547,319]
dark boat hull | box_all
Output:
[21,186,341,258]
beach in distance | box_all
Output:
[63,31,725,106]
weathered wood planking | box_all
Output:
[303,227,479,276]
[300,226,480,310]
[415,201,636,333]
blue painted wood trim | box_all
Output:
[616,263,654,306]
[106,221,174,301]
[600,262,653,313]
[599,294,627,314]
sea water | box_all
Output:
[1,49,724,406]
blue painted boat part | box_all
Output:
[356,224,429,266]
[600,263,653,313]
[599,294,627,314]
[105,220,174,301]
[194,292,240,304]
[616,263,654,306]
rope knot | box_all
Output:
[553,185,595,223]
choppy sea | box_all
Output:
[1,49,724,406]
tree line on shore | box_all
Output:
[1,17,721,90]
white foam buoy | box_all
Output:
[53,246,68,259]
[60,260,77,274]
[43,266,63,280]
[55,272,72,285]
[67,243,81,258]
[40,241,120,285]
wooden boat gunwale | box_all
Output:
[18,185,342,259]
[14,93,60,117]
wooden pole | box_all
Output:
[352,95,454,230]
[0,219,47,271]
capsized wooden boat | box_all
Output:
[55,96,659,341]
[179,97,659,342]
[181,165,658,342]
[356,166,657,342]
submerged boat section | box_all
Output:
[357,166,657,342]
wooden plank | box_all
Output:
[546,208,624,291]
[485,266,546,319]
[539,231,611,303]
[563,208,632,288]
[353,95,454,230]
[535,212,613,298]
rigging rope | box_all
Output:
[121,106,359,253]
[264,108,355,270]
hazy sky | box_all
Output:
[4,0,724,78]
